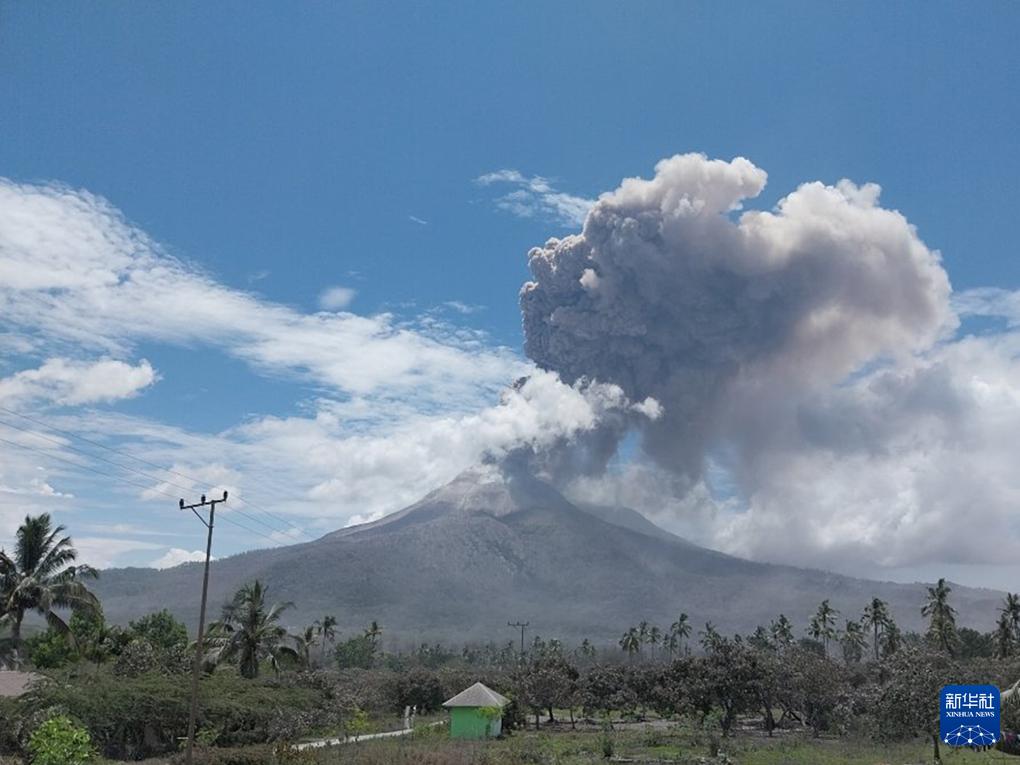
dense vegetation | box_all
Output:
[3,513,1020,765]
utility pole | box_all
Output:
[508,620,529,660]
[180,491,228,765]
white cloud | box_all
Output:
[151,547,209,569]
[476,169,594,226]
[0,178,521,411]
[318,286,357,311]
[0,357,156,406]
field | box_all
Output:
[287,725,1009,765]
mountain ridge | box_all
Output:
[93,465,1004,644]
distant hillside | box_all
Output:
[94,465,1003,645]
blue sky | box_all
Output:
[1,3,1020,586]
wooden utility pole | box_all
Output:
[508,620,529,660]
[180,491,228,765]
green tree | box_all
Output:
[0,514,99,667]
[861,597,890,662]
[769,614,794,649]
[128,609,188,652]
[28,715,94,765]
[921,578,958,656]
[204,580,300,678]
[808,600,839,655]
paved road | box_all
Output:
[295,721,445,750]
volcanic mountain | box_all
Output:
[94,465,1002,644]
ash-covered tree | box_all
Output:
[769,614,794,650]
[922,578,958,656]
[869,646,955,764]
[808,600,839,655]
[839,619,867,665]
[580,664,637,725]
[513,654,579,728]
[861,597,890,661]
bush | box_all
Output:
[16,669,332,759]
[27,716,94,765]
[387,669,444,713]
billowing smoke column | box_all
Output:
[520,154,954,482]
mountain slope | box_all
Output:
[94,465,1003,644]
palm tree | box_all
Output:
[921,578,958,656]
[204,580,300,678]
[839,619,867,664]
[770,614,794,649]
[997,611,1014,659]
[861,597,890,662]
[648,625,662,661]
[365,620,382,645]
[0,514,99,667]
[578,638,596,661]
[808,600,839,655]
[879,619,901,657]
[315,614,338,665]
[296,625,317,667]
[670,613,691,656]
[699,621,724,653]
[1003,594,1020,642]
[619,628,640,662]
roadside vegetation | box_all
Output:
[3,513,1020,765]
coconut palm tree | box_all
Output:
[1003,594,1020,642]
[770,614,794,649]
[366,620,382,646]
[808,600,839,655]
[619,628,640,662]
[861,597,890,662]
[921,578,958,656]
[839,619,867,664]
[315,614,337,665]
[0,513,99,667]
[699,621,724,653]
[296,625,317,667]
[997,611,1014,659]
[204,580,301,678]
[648,625,662,661]
[670,613,691,656]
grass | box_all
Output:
[293,725,1020,765]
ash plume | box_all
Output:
[520,153,954,483]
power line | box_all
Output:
[0,411,313,542]
[0,406,301,503]
[0,434,291,547]
[0,407,309,539]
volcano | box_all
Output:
[94,465,1002,644]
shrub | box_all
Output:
[387,669,444,713]
[17,669,331,759]
[27,716,94,765]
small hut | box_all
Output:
[442,681,510,739]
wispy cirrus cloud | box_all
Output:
[476,169,593,227]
